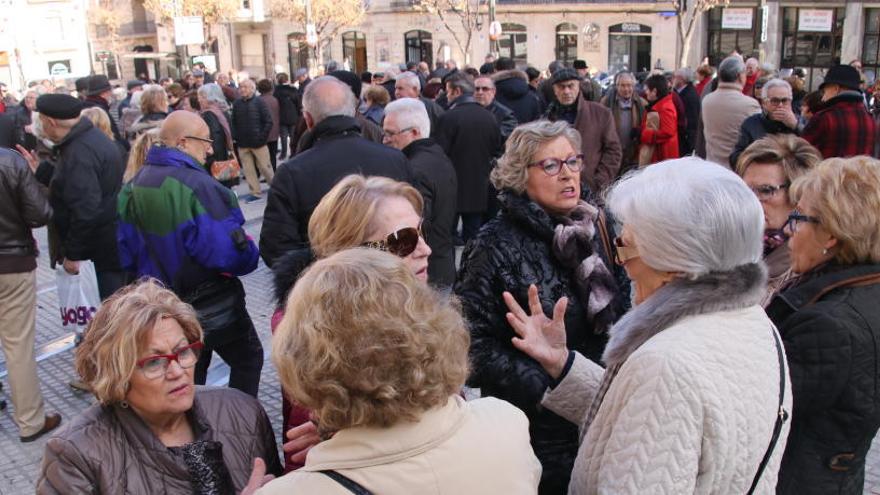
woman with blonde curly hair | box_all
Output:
[258,249,540,494]
[768,156,880,494]
[37,279,281,493]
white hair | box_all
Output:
[130,90,144,110]
[395,71,421,91]
[384,98,430,137]
[606,158,763,277]
[674,67,695,83]
[303,76,356,123]
[761,78,792,99]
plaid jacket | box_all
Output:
[802,92,875,159]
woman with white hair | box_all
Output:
[198,83,238,188]
[504,157,792,494]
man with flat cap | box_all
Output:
[802,64,875,158]
[82,74,126,146]
[573,59,602,102]
[19,94,125,301]
[544,68,621,196]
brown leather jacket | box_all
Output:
[0,148,51,273]
[37,387,282,494]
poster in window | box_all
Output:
[375,34,389,64]
[722,8,753,30]
[798,10,833,33]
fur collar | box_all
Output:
[491,69,528,83]
[602,262,767,366]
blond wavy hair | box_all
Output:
[139,84,168,115]
[736,134,821,184]
[75,279,203,405]
[790,156,880,264]
[124,128,160,182]
[272,248,469,434]
[308,175,423,258]
[490,119,581,193]
[81,107,113,140]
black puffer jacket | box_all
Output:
[493,70,542,124]
[455,190,627,494]
[231,96,272,148]
[729,112,796,167]
[767,263,880,495]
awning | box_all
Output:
[120,52,179,60]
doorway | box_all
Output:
[608,23,652,74]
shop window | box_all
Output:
[499,23,527,65]
[555,23,578,65]
[782,7,845,91]
[342,31,367,75]
[405,30,433,66]
[706,7,759,66]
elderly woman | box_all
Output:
[198,83,238,188]
[272,174,431,472]
[128,85,168,140]
[503,157,791,494]
[36,280,281,493]
[768,156,880,495]
[258,249,541,493]
[362,85,390,125]
[455,120,627,494]
[735,134,821,305]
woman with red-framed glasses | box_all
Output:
[37,279,281,493]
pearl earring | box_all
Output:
[822,248,828,255]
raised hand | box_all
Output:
[14,145,39,173]
[503,284,570,379]
[282,421,321,466]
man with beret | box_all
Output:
[116,79,144,120]
[573,59,602,102]
[544,68,622,196]
[22,94,125,301]
[74,77,89,101]
[82,75,127,146]
[802,64,875,158]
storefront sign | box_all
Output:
[798,9,833,33]
[761,6,769,42]
[722,8,753,30]
[621,23,642,33]
[48,60,71,76]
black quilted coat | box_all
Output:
[767,263,880,495]
[455,190,628,495]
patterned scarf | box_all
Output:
[764,228,788,257]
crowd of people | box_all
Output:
[0,50,878,494]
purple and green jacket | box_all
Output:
[118,145,259,293]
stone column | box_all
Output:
[842,1,865,65]
[761,0,781,69]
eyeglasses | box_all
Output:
[766,97,792,106]
[383,127,414,138]
[362,224,423,257]
[135,341,203,379]
[786,210,820,233]
[528,154,584,176]
[750,183,789,201]
[474,86,494,92]
[184,135,213,144]
[613,236,640,266]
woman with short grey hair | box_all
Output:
[456,119,628,494]
[504,157,792,494]
[197,83,237,188]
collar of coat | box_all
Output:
[765,262,880,323]
[298,115,362,152]
[602,262,767,367]
[55,118,94,149]
[144,144,207,171]
[498,189,587,241]
[402,137,439,157]
[822,90,865,108]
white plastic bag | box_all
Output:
[56,260,101,335]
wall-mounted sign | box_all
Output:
[173,16,204,46]
[761,6,769,43]
[798,9,833,33]
[722,8,753,30]
[48,60,71,75]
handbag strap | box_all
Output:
[596,207,613,265]
[746,325,789,494]
[320,470,373,495]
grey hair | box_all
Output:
[198,83,229,112]
[761,78,792,99]
[490,120,581,193]
[384,98,430,137]
[616,72,636,84]
[303,76,357,123]
[395,71,421,91]
[718,56,746,83]
[239,78,255,90]
[674,67,695,83]
[606,157,763,277]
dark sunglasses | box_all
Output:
[528,154,584,176]
[362,224,423,257]
[786,210,820,233]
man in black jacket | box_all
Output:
[383,98,457,287]
[259,76,413,267]
[435,73,502,243]
[231,79,275,201]
[82,75,128,149]
[28,94,125,299]
[474,75,518,142]
[729,78,799,167]
[492,58,541,124]
[673,68,701,156]
[0,147,61,443]
[274,72,301,160]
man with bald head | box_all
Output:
[117,111,265,396]
[260,76,413,267]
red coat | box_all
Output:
[640,94,680,164]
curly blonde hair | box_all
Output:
[272,248,469,434]
[490,119,581,193]
[308,175,423,258]
[75,279,202,405]
[790,156,880,264]
[139,84,168,115]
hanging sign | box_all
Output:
[798,9,833,33]
[722,8,753,30]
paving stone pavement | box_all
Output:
[1,183,880,493]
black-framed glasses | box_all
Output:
[750,183,789,201]
[383,127,414,138]
[528,154,584,176]
[766,97,792,106]
[135,341,203,379]
[184,135,213,144]
[786,210,820,233]
[362,224,423,257]
[474,86,494,92]
[612,236,640,266]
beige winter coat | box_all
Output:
[702,82,762,167]
[543,304,792,494]
[257,395,542,494]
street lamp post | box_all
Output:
[488,0,498,58]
